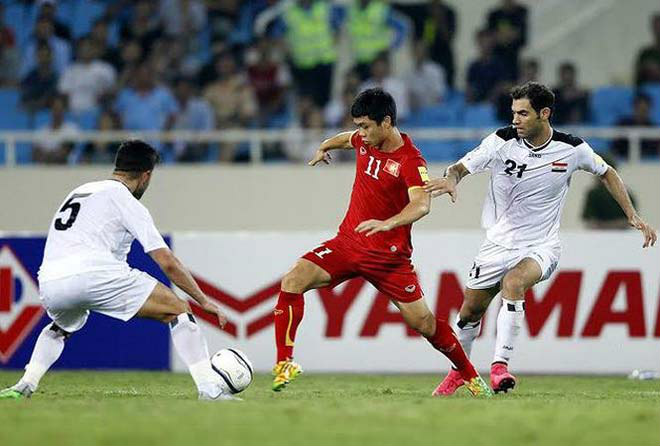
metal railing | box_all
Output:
[1,126,658,166]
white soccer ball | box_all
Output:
[210,348,253,394]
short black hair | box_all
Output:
[114,140,159,172]
[350,88,397,126]
[510,81,555,117]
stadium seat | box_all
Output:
[70,0,106,38]
[4,2,30,49]
[407,103,461,128]
[639,83,660,125]
[589,86,634,126]
[462,103,499,127]
[415,139,461,162]
[73,108,100,130]
[0,89,33,163]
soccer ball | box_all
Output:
[210,348,253,394]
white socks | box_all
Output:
[20,323,67,391]
[169,313,219,395]
[493,298,525,365]
[455,315,481,358]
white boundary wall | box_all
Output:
[1,163,658,232]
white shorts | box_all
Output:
[39,268,158,332]
[466,239,561,290]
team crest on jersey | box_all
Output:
[0,245,44,363]
[359,146,367,155]
[384,159,400,177]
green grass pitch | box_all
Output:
[1,371,658,446]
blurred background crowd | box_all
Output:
[0,0,658,165]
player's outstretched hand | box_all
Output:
[629,214,657,248]
[355,219,392,237]
[308,149,332,166]
[423,178,457,202]
[200,299,228,328]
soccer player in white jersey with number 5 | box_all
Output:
[424,82,657,395]
[0,141,237,401]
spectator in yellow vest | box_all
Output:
[346,0,408,80]
[266,0,342,107]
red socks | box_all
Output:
[427,318,478,381]
[274,291,305,362]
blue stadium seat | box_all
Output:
[407,103,461,128]
[0,88,32,163]
[70,0,106,38]
[4,2,30,49]
[462,103,499,127]
[443,89,466,112]
[0,88,30,131]
[73,108,100,130]
[640,83,660,125]
[412,139,460,162]
[589,86,634,126]
[32,109,52,129]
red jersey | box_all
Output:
[337,131,429,257]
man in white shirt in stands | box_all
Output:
[424,82,657,395]
[58,37,116,113]
[0,140,235,401]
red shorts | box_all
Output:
[302,235,424,303]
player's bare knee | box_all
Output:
[502,274,525,298]
[409,312,435,337]
[161,314,178,324]
[281,268,312,293]
[460,301,485,322]
[419,313,436,337]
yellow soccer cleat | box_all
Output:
[272,360,303,392]
[464,375,494,398]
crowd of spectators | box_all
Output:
[0,0,657,164]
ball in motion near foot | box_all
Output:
[210,348,254,394]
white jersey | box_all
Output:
[460,126,609,249]
[39,180,168,282]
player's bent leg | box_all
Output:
[492,258,542,393]
[429,287,500,397]
[0,322,72,400]
[281,258,332,294]
[456,286,500,358]
[273,259,331,391]
[394,299,492,398]
[135,282,191,323]
[136,283,233,400]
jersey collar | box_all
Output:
[522,128,553,152]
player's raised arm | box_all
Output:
[355,187,431,237]
[599,167,657,248]
[308,131,356,166]
[423,162,469,202]
[149,248,228,327]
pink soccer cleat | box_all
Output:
[432,369,465,396]
[490,362,516,393]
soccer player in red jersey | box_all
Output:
[272,88,492,397]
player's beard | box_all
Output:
[133,182,147,200]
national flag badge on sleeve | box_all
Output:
[551,161,568,173]
[418,166,430,182]
[384,159,401,177]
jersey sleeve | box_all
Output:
[349,130,361,150]
[401,156,429,189]
[459,132,502,174]
[575,142,609,176]
[113,191,168,253]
